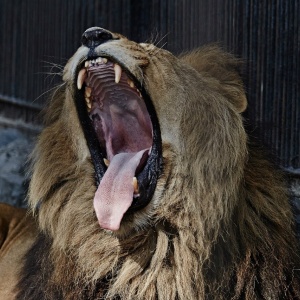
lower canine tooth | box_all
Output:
[77,68,87,90]
[84,61,89,68]
[114,63,122,83]
[133,177,139,194]
[104,158,110,167]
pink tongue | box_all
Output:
[93,149,149,231]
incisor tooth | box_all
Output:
[133,177,139,194]
[77,68,87,90]
[114,63,122,83]
[102,58,108,63]
[104,158,110,167]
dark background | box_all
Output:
[0,0,299,172]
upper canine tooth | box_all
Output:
[77,68,87,90]
[84,61,89,68]
[114,63,122,83]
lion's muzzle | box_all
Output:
[73,29,163,231]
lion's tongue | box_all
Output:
[93,149,148,231]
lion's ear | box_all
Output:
[180,46,247,113]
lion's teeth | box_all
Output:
[84,57,108,69]
[77,68,87,90]
[133,177,139,194]
[114,63,122,83]
[127,79,135,88]
[85,86,92,97]
[104,158,110,167]
[85,98,91,112]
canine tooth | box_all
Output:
[102,58,108,63]
[85,87,92,97]
[77,68,87,90]
[114,63,122,83]
[104,158,110,167]
[133,177,139,194]
[84,61,89,68]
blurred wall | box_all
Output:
[0,0,299,171]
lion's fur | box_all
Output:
[0,31,299,299]
[0,204,37,298]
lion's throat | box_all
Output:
[93,149,149,231]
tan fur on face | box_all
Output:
[26,30,300,299]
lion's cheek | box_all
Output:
[63,88,91,162]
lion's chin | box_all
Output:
[74,56,163,230]
[101,208,153,237]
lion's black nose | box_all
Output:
[81,27,113,48]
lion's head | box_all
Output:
[27,27,299,299]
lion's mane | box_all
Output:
[16,32,300,299]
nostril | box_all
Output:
[81,28,113,49]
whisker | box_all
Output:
[32,82,66,104]
[41,60,64,70]
[154,32,169,48]
[148,29,159,45]
[152,41,168,56]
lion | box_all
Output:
[0,27,299,299]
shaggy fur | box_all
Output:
[0,29,299,299]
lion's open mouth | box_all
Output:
[74,57,162,231]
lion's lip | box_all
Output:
[73,55,163,225]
